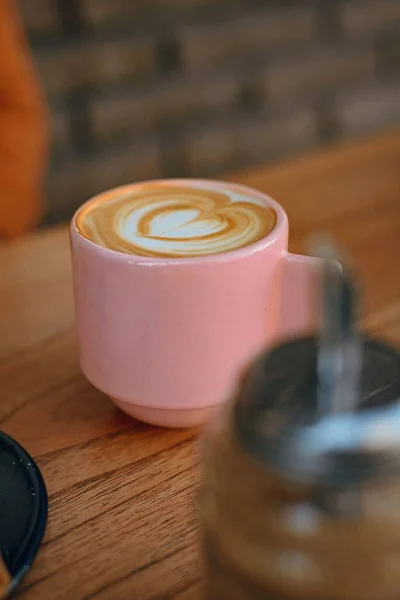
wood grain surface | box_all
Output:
[0,130,399,600]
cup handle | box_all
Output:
[276,252,322,342]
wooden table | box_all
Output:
[1,130,399,600]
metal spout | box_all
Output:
[310,236,362,416]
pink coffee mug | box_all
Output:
[70,179,321,428]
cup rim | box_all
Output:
[70,178,288,265]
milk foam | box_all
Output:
[76,182,277,258]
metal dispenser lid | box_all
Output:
[234,241,400,486]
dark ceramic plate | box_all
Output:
[0,432,48,597]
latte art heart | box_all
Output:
[76,183,277,258]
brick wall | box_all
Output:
[19,0,400,225]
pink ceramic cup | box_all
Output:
[70,179,321,428]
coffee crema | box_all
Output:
[76,182,277,258]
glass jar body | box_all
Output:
[202,406,400,600]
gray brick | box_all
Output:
[180,7,317,71]
[342,0,400,37]
[239,110,318,163]
[377,33,400,75]
[46,139,161,218]
[265,44,375,106]
[91,73,239,141]
[184,124,237,175]
[155,0,219,8]
[81,0,144,27]
[91,90,157,142]
[50,109,71,153]
[36,37,156,97]
[81,0,216,27]
[183,109,318,175]
[19,0,60,33]
[160,74,239,123]
[96,38,156,85]
[335,80,400,136]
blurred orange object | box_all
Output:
[0,0,48,239]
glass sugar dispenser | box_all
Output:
[202,241,400,600]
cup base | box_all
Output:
[111,397,219,428]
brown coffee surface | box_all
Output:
[76,182,276,258]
